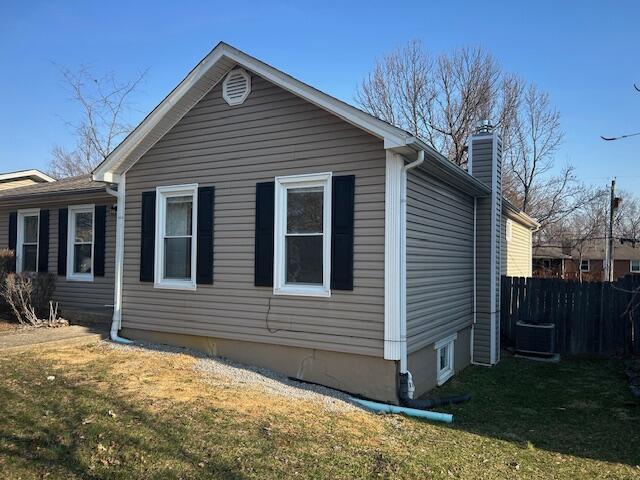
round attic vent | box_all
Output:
[222,68,251,106]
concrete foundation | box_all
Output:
[121,327,399,403]
[408,327,472,397]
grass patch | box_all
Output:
[0,344,638,479]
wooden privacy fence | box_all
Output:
[501,275,640,356]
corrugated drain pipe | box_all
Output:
[398,150,424,401]
[105,174,133,344]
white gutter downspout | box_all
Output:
[399,150,425,387]
[105,173,133,344]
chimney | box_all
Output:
[468,121,502,366]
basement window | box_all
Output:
[274,172,332,297]
[435,333,456,386]
[631,260,640,273]
[155,184,198,290]
[580,259,590,272]
[16,209,40,273]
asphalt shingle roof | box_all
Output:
[0,175,106,201]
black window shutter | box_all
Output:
[254,181,275,287]
[331,175,355,290]
[94,205,107,277]
[196,186,215,284]
[8,211,17,272]
[140,191,156,282]
[37,209,49,273]
[57,208,68,276]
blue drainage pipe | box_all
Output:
[350,397,453,423]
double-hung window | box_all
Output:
[67,205,94,281]
[580,259,590,272]
[16,209,40,273]
[631,260,640,273]
[274,172,331,297]
[155,184,198,290]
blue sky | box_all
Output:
[1,0,638,194]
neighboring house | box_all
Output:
[0,175,116,320]
[0,169,55,191]
[502,199,539,278]
[2,43,537,403]
[533,242,640,281]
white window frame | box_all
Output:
[580,259,590,272]
[66,204,95,282]
[435,333,457,386]
[273,172,332,297]
[505,219,513,242]
[631,260,640,273]
[16,208,40,273]
[154,184,198,291]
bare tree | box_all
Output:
[49,65,147,178]
[357,40,595,241]
[615,193,640,241]
[356,41,521,167]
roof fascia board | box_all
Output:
[0,169,55,183]
[502,199,540,230]
[93,46,229,182]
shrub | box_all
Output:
[1,272,66,327]
[0,248,14,278]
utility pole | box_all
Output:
[605,178,620,282]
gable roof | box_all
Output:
[0,174,105,201]
[0,169,55,184]
[93,42,421,183]
[92,42,491,197]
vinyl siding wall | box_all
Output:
[0,192,116,313]
[121,73,387,357]
[502,215,533,277]
[406,167,474,353]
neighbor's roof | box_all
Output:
[0,169,55,184]
[92,42,491,197]
[0,174,106,201]
[534,242,640,260]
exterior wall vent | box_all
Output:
[222,68,251,106]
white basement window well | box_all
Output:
[155,184,198,291]
[435,333,457,386]
[16,209,40,273]
[67,205,95,281]
[631,260,640,273]
[274,172,332,297]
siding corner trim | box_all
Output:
[384,151,403,361]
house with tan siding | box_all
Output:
[2,43,538,404]
[0,169,54,191]
[0,175,116,321]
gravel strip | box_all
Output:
[104,340,360,413]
